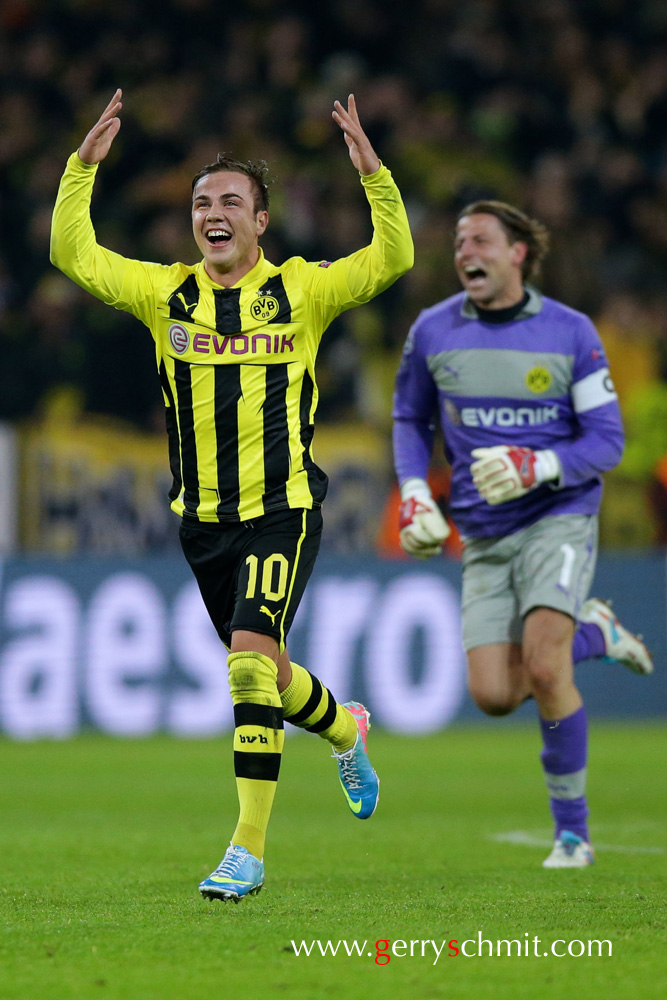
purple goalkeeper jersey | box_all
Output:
[392,287,624,538]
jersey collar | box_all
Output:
[195,248,275,290]
[461,284,543,320]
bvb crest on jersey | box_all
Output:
[525,366,552,393]
[251,295,280,322]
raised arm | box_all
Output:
[331,94,380,176]
[79,88,123,165]
[50,89,157,323]
[305,95,412,317]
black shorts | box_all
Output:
[179,507,323,650]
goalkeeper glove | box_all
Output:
[470,446,561,505]
[398,477,451,559]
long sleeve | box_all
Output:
[344,164,414,302]
[392,318,438,483]
[553,396,624,487]
[393,419,435,484]
[551,319,625,486]
[50,152,157,326]
[304,164,413,323]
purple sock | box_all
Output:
[539,706,589,841]
[572,622,606,663]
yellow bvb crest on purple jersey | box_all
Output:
[525,366,552,393]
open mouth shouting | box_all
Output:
[191,170,268,282]
[206,228,232,247]
[462,264,488,287]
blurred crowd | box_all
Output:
[2,0,667,549]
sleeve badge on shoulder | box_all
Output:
[318,261,332,268]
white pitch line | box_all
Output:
[490,830,664,855]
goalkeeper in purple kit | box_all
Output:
[393,200,653,868]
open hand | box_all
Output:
[332,95,380,176]
[79,89,123,165]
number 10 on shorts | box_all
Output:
[245,553,289,602]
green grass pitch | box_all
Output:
[1,723,665,1000]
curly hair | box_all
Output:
[191,154,271,214]
[456,200,550,282]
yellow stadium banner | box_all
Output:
[20,389,175,554]
[19,391,393,554]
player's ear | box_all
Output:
[510,240,528,268]
[255,210,269,236]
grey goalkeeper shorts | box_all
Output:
[461,514,598,651]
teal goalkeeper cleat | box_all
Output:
[199,844,264,902]
[333,701,380,819]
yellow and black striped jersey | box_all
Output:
[50,152,413,522]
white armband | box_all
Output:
[571,368,617,414]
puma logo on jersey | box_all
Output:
[260,605,280,625]
[176,292,197,316]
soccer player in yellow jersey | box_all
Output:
[51,89,413,901]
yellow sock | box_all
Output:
[228,651,284,860]
[280,661,357,752]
